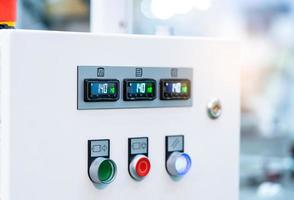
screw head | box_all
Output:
[207,99,222,119]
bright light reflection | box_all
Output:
[149,0,212,20]
[175,154,191,175]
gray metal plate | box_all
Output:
[77,66,193,109]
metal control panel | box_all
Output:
[78,66,193,109]
[0,30,239,200]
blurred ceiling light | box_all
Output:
[147,0,212,20]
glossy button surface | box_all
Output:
[167,152,191,177]
[129,155,151,180]
[89,157,117,184]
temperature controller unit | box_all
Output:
[0,30,240,200]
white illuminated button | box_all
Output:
[167,152,191,177]
[129,155,151,180]
[89,157,117,184]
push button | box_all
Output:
[88,139,117,185]
[128,137,151,180]
[166,152,191,177]
[89,157,117,184]
[165,135,192,177]
[129,155,151,180]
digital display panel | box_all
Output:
[124,79,156,101]
[160,79,191,100]
[84,79,119,102]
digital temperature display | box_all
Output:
[84,79,119,102]
[160,79,191,100]
[124,79,156,101]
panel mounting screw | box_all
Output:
[207,99,222,119]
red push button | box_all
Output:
[129,155,151,180]
[136,157,151,177]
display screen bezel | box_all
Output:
[160,79,191,100]
[123,79,157,101]
[84,79,120,102]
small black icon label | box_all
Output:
[135,68,143,77]
[171,68,178,77]
[97,67,105,77]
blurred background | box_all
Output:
[15,0,294,199]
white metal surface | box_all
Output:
[0,30,239,200]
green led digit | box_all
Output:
[147,86,153,93]
[109,86,115,94]
[181,85,188,93]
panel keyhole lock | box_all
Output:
[88,139,117,185]
[207,99,222,119]
[166,135,192,177]
[128,137,151,181]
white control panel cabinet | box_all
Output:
[0,30,240,200]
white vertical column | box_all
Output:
[90,0,132,33]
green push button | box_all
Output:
[98,159,116,183]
